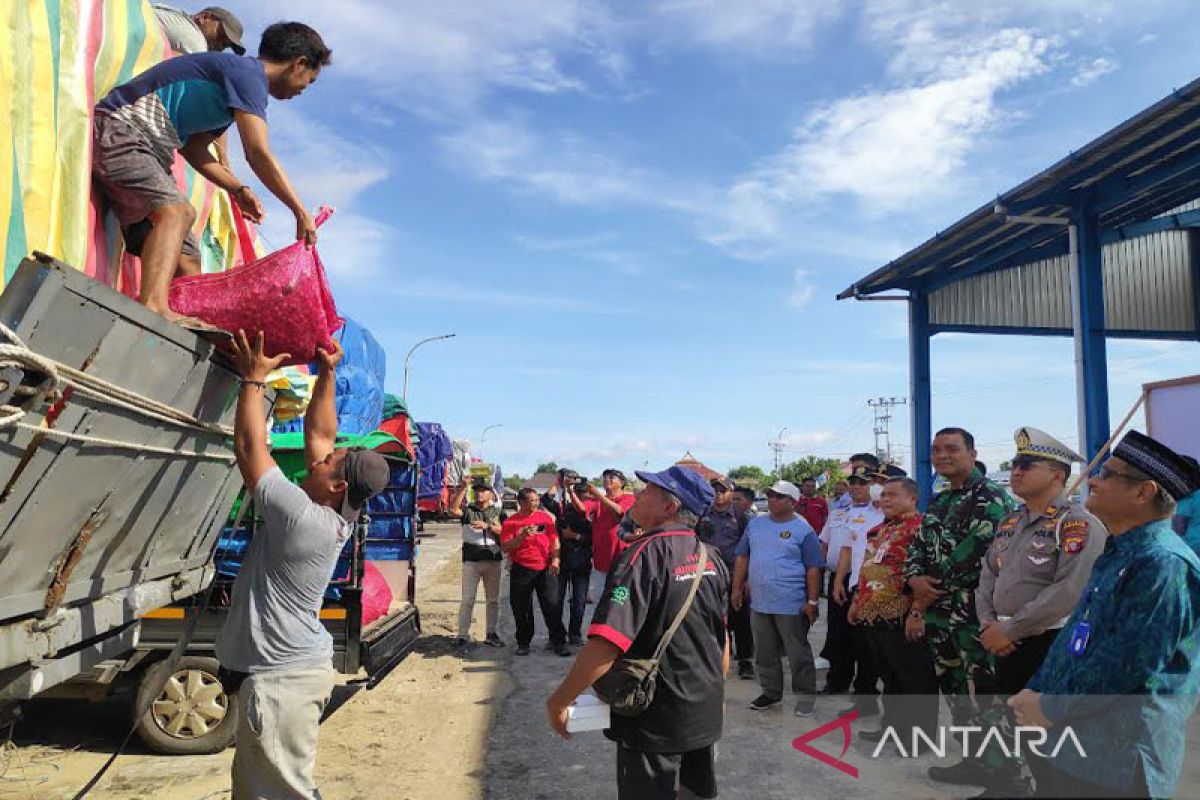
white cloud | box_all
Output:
[788,269,817,308]
[242,0,616,114]
[711,29,1052,249]
[1071,56,1118,87]
[651,0,843,51]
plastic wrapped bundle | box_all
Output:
[416,422,453,500]
[168,207,341,365]
[360,562,393,627]
[364,462,417,561]
[447,439,472,487]
[332,318,386,436]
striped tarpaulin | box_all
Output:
[0,0,262,297]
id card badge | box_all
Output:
[1068,620,1091,657]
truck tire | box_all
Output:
[133,655,238,755]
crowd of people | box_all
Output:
[448,427,1200,800]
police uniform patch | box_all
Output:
[1061,519,1090,555]
[780,530,792,540]
[999,517,1019,533]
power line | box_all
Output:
[868,397,906,464]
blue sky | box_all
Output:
[225,0,1200,478]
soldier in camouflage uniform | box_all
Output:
[904,427,1016,791]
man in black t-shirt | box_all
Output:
[547,466,729,800]
[449,481,504,649]
[542,470,596,644]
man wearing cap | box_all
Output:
[92,22,330,326]
[965,428,1107,797]
[822,466,884,709]
[585,468,636,617]
[697,475,754,679]
[154,5,246,56]
[733,481,823,716]
[797,477,830,533]
[547,466,729,800]
[449,480,506,649]
[217,331,390,799]
[1010,431,1200,799]
[905,427,1016,789]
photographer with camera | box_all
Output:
[502,489,568,656]
[542,469,598,647]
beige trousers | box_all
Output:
[458,559,502,639]
[231,666,337,800]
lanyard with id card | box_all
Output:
[1068,585,1098,657]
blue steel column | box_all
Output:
[909,291,933,507]
[1075,204,1111,459]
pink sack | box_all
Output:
[168,207,342,365]
[360,561,394,627]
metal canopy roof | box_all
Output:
[839,75,1200,300]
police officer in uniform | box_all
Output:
[974,428,1107,798]
[977,427,1107,694]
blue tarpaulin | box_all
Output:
[272,317,387,435]
[416,422,453,500]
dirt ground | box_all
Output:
[3,522,1198,799]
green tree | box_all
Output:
[778,456,845,494]
[728,465,769,488]
[535,461,559,474]
[503,474,525,491]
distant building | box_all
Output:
[675,451,724,482]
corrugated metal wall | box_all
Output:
[929,230,1197,333]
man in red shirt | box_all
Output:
[796,476,829,533]
[501,488,568,656]
[586,468,636,614]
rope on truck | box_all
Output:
[0,322,235,462]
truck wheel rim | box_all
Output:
[151,668,229,738]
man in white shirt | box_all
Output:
[819,466,884,712]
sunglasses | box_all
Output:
[1011,456,1051,471]
[1098,465,1147,483]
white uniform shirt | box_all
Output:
[820,502,885,586]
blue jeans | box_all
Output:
[557,565,591,639]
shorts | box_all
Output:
[616,743,718,799]
[92,113,198,257]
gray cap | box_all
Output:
[200,7,246,55]
[339,448,390,523]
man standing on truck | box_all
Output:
[216,330,389,800]
[92,22,330,326]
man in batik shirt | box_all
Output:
[849,477,937,742]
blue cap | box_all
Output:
[634,466,715,517]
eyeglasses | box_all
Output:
[1097,465,1146,483]
[1011,457,1050,471]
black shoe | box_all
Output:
[554,643,572,657]
[484,633,506,648]
[569,636,585,646]
[858,729,885,743]
[749,694,781,711]
[970,776,1033,799]
[927,761,992,787]
[838,702,880,718]
[737,660,755,680]
[515,644,531,656]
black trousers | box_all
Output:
[862,623,939,736]
[822,575,877,695]
[616,744,717,800]
[727,585,754,662]
[509,563,566,647]
[993,627,1060,695]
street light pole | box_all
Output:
[402,333,456,401]
[480,424,503,454]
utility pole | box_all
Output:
[868,397,906,465]
[769,427,788,478]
